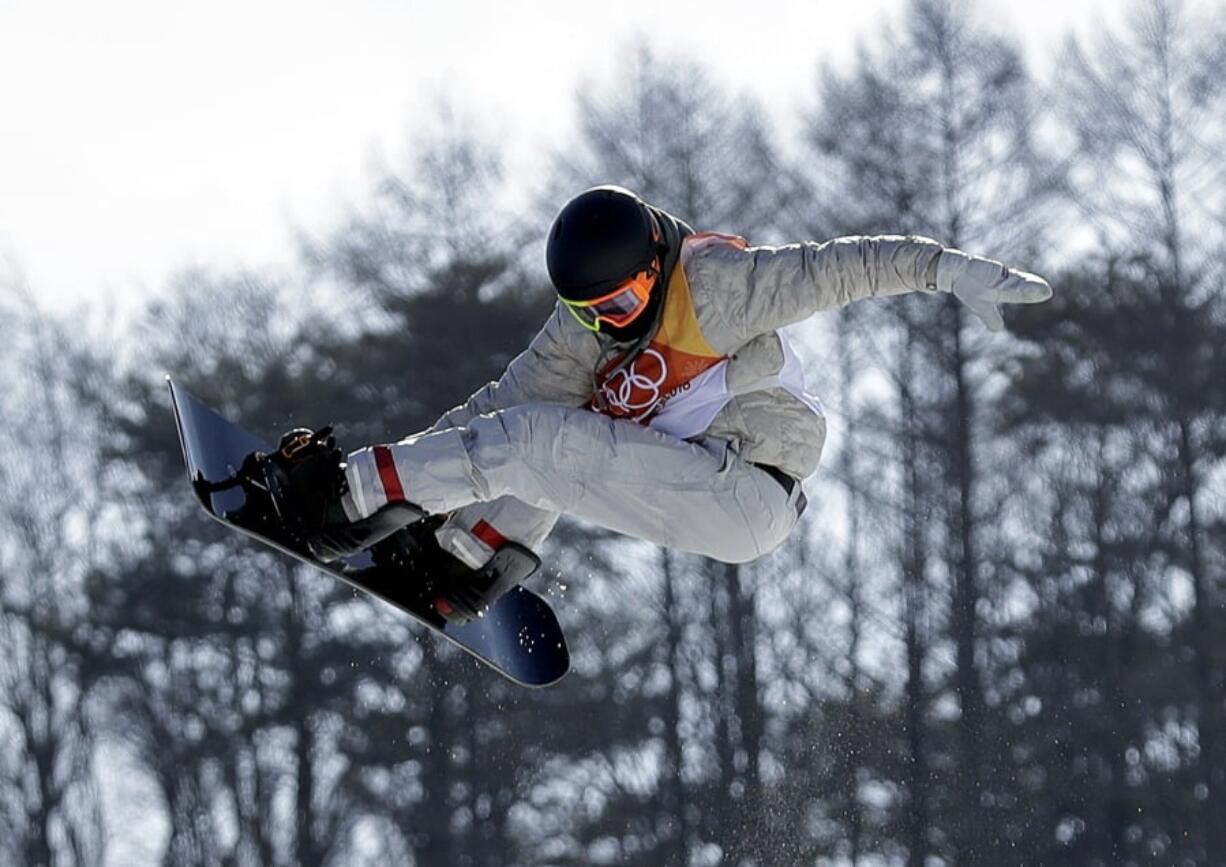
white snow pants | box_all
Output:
[342,405,805,567]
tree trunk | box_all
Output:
[708,566,737,859]
[287,577,323,867]
[899,333,931,867]
[418,645,455,867]
[947,300,986,867]
[838,311,865,865]
[661,549,690,867]
[1179,417,1220,863]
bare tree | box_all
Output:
[1060,2,1226,858]
[804,2,1063,863]
[1062,0,1226,280]
[0,275,108,867]
[552,43,800,236]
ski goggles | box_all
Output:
[561,260,660,332]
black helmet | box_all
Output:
[546,186,663,303]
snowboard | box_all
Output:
[167,378,570,687]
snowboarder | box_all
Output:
[275,186,1052,623]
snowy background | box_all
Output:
[2,0,1226,865]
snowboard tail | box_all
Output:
[167,377,569,687]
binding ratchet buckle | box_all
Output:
[279,430,315,460]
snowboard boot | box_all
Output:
[432,542,542,625]
[373,518,542,625]
[262,427,426,562]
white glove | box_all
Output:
[932,248,1053,332]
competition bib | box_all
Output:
[591,238,731,438]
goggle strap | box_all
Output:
[562,300,601,332]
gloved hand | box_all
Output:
[933,248,1053,331]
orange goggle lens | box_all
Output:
[562,264,658,332]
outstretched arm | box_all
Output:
[686,234,1050,340]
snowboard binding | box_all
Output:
[196,426,423,562]
[371,517,542,626]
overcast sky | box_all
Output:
[0,0,1117,311]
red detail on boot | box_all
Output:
[434,597,454,616]
[373,446,405,503]
[471,519,507,550]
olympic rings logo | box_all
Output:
[600,349,669,418]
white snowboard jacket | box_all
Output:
[433,232,945,481]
